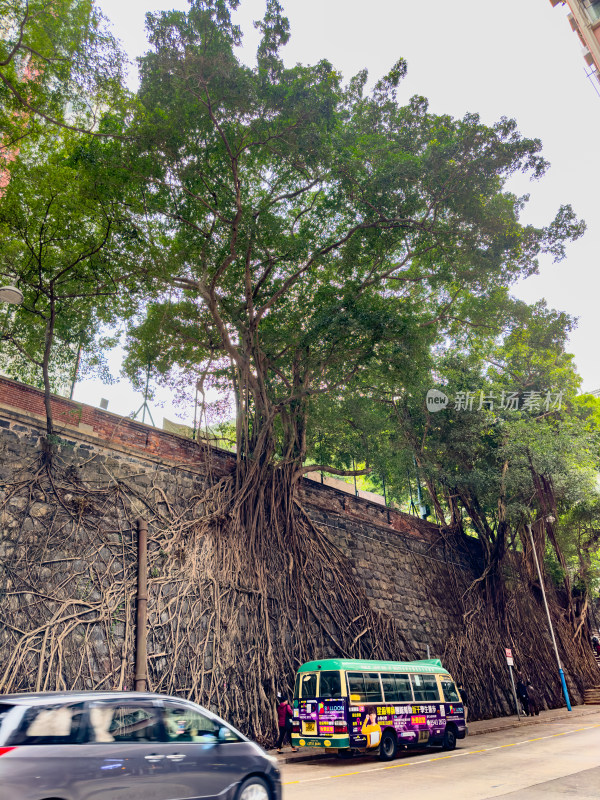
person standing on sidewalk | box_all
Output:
[527,682,541,716]
[457,684,469,721]
[516,676,530,716]
[276,695,298,753]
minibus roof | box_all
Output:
[297,658,451,676]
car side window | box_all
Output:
[382,673,413,702]
[319,671,342,698]
[347,672,383,703]
[12,703,86,745]
[163,702,237,743]
[411,674,440,702]
[88,703,162,744]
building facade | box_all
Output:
[550,0,600,86]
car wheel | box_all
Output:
[378,729,398,761]
[237,775,270,800]
[442,726,457,751]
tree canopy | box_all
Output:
[0,129,142,434]
[118,0,583,486]
[0,0,126,150]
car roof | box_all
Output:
[0,691,199,707]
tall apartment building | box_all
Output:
[550,1,600,86]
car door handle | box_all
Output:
[166,753,186,761]
[144,754,165,762]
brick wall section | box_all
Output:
[0,376,455,547]
[0,376,224,469]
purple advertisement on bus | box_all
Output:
[349,702,465,748]
[298,698,347,737]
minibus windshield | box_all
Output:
[440,678,461,702]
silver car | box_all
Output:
[0,691,281,800]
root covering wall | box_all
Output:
[0,378,598,741]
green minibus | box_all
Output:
[291,658,467,760]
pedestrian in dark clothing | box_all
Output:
[527,682,541,716]
[276,695,297,753]
[516,677,530,716]
[457,684,469,721]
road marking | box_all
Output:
[282,723,600,786]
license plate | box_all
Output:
[418,730,429,743]
[303,721,316,734]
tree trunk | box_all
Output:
[41,298,56,438]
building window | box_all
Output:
[582,0,600,23]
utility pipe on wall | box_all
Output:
[134,518,149,692]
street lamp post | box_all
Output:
[527,522,572,711]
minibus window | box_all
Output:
[347,673,382,703]
[411,674,440,702]
[293,674,300,700]
[382,673,412,702]
[440,679,460,702]
[319,671,342,698]
[299,673,317,698]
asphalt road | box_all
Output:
[280,709,600,799]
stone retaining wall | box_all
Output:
[0,377,478,662]
[5,377,593,726]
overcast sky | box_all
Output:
[85,0,600,423]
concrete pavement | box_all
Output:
[278,708,600,799]
[269,704,600,764]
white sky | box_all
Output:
[81,0,600,423]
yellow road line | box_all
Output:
[282,723,600,786]
[333,772,362,777]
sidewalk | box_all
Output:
[268,704,600,764]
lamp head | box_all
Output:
[0,285,23,305]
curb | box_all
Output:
[270,749,337,764]
[270,705,600,765]
[467,705,599,737]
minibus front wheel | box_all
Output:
[378,729,398,761]
[442,725,457,751]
